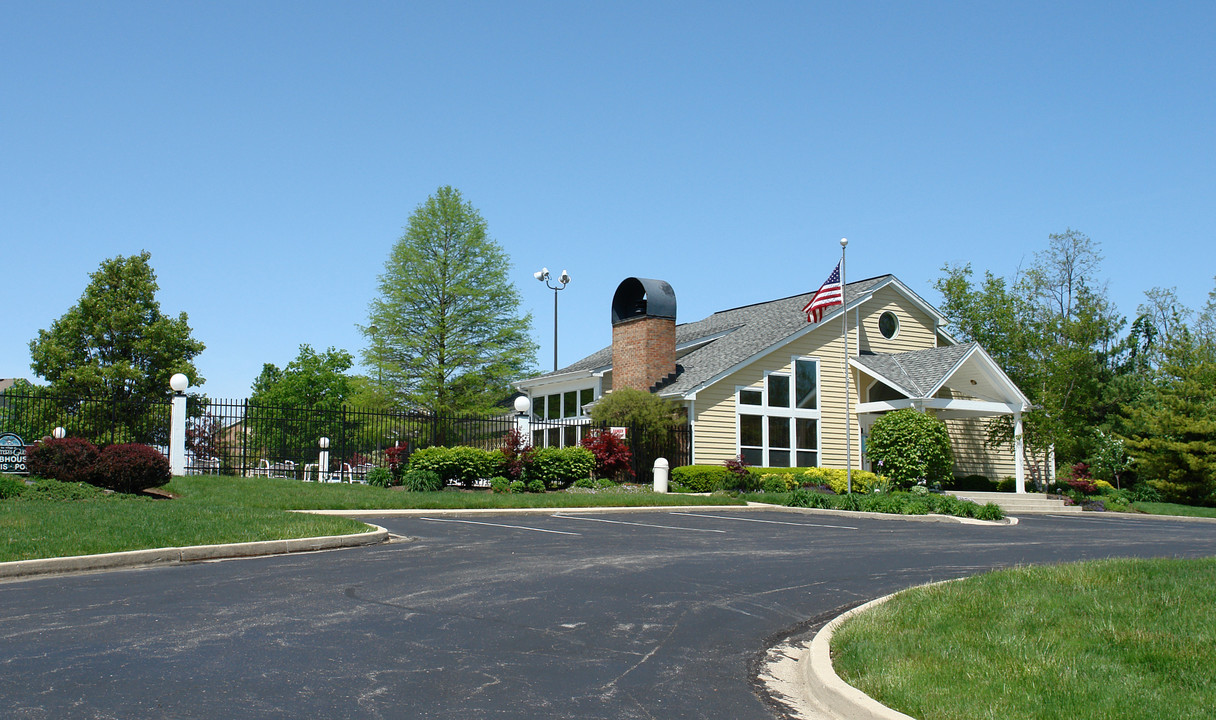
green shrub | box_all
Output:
[974,502,1005,521]
[866,409,954,488]
[1128,482,1162,503]
[448,446,497,488]
[952,474,997,491]
[994,477,1016,492]
[490,476,511,493]
[782,488,1004,520]
[509,479,525,493]
[526,478,546,493]
[402,468,445,492]
[407,446,453,477]
[91,443,170,494]
[366,467,393,488]
[527,447,595,490]
[408,446,496,487]
[0,474,26,499]
[671,465,728,493]
[573,477,596,489]
[800,467,882,494]
[723,466,761,492]
[760,474,791,493]
[26,437,99,484]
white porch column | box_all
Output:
[1014,411,1026,494]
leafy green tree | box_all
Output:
[27,252,204,444]
[589,388,680,441]
[246,345,359,466]
[864,408,954,488]
[936,230,1128,471]
[363,186,537,414]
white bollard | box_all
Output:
[653,457,669,493]
[169,374,189,475]
[319,437,330,482]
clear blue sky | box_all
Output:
[3,1,1213,400]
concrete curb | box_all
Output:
[302,504,1017,526]
[0,524,389,581]
[765,581,958,719]
[743,502,1018,526]
[797,591,921,720]
[299,505,754,517]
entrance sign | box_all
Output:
[0,433,27,474]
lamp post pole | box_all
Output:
[534,267,571,372]
[368,324,382,455]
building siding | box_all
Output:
[692,285,943,468]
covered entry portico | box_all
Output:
[850,342,1034,492]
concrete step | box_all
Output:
[946,490,1083,514]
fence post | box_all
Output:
[169,374,189,475]
[514,396,531,440]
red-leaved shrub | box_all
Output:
[92,443,171,494]
[580,429,633,480]
[26,437,100,483]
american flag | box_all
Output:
[803,262,843,323]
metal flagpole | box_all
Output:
[841,237,851,494]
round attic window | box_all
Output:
[878,311,900,339]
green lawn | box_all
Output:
[0,474,742,562]
[832,558,1216,720]
[162,475,745,511]
[1130,501,1216,518]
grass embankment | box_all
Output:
[1131,501,1216,518]
[0,475,743,563]
[0,478,368,563]
[832,557,1216,720]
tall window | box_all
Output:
[737,358,820,467]
[532,386,597,448]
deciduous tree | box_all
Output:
[363,186,536,414]
[27,251,204,445]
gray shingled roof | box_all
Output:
[527,275,902,395]
[850,342,977,398]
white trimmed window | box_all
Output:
[533,387,596,448]
[737,357,821,467]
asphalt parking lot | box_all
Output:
[3,508,1215,719]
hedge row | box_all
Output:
[784,487,1005,521]
[25,437,170,494]
[670,465,885,494]
[403,445,595,491]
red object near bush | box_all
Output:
[26,437,100,483]
[92,443,171,494]
[581,428,633,480]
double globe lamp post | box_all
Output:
[534,267,570,372]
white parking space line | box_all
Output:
[551,514,727,533]
[420,517,581,536]
[669,512,858,531]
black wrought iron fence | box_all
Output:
[1,389,691,483]
[0,389,171,449]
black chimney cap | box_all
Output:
[611,278,676,325]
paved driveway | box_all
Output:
[3,509,1215,719]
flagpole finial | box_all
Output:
[840,237,848,248]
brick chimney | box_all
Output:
[611,278,677,392]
